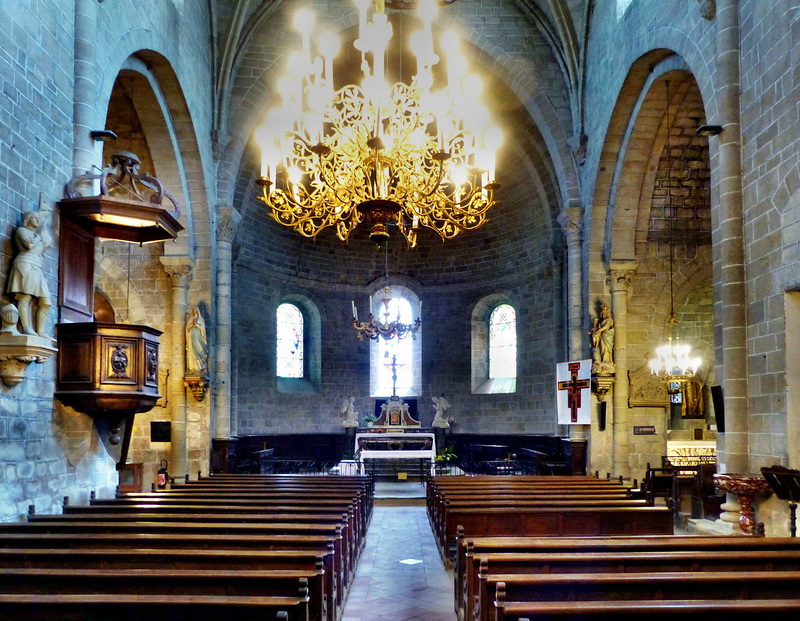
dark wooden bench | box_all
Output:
[0,593,308,621]
[433,498,650,549]
[0,530,343,618]
[0,547,330,621]
[476,559,800,621]
[129,486,368,533]
[30,508,359,577]
[494,594,800,621]
[440,505,673,559]
[455,535,800,621]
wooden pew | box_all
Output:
[0,593,308,621]
[8,473,371,621]
[0,516,353,607]
[440,505,673,559]
[426,475,649,558]
[0,530,342,619]
[106,492,370,538]
[494,593,800,621]
[0,547,330,621]
[476,559,800,621]
[455,535,800,621]
[118,486,372,540]
[432,498,650,549]
[30,508,359,578]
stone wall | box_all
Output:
[0,0,215,519]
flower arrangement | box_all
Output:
[435,446,457,463]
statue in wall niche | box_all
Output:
[432,394,452,428]
[590,305,615,366]
[341,396,359,427]
[6,207,53,337]
[185,306,208,374]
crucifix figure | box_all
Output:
[384,354,404,398]
[557,362,590,423]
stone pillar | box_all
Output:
[160,256,193,481]
[73,0,102,178]
[213,207,241,445]
[558,207,587,475]
[714,0,748,473]
[608,261,637,480]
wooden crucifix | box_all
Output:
[557,361,591,423]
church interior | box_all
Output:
[3,0,800,617]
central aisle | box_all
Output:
[342,486,456,620]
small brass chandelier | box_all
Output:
[649,81,701,386]
[352,242,420,340]
[254,0,501,247]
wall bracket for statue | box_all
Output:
[0,302,57,386]
[184,373,209,402]
[591,369,615,403]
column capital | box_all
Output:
[607,260,638,293]
[160,255,193,288]
[557,208,583,246]
[216,205,242,244]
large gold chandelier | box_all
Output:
[254,0,501,247]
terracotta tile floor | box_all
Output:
[342,485,456,620]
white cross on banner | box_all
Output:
[556,359,592,425]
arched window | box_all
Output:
[276,303,304,378]
[377,296,414,395]
[489,304,517,380]
[369,286,421,397]
[472,295,517,394]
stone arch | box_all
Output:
[96,32,214,272]
[586,21,720,309]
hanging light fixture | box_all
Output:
[254,0,501,247]
[649,81,702,387]
[352,241,420,340]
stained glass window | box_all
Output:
[489,304,517,379]
[377,296,414,395]
[277,303,303,378]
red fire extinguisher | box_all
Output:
[157,460,168,489]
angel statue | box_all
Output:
[341,396,359,427]
[432,394,452,428]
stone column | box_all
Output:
[608,261,637,480]
[213,206,241,448]
[160,256,193,481]
[715,0,748,473]
[73,0,102,178]
[558,207,587,474]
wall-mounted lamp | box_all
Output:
[90,129,118,142]
[696,125,723,137]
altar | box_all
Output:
[355,432,436,474]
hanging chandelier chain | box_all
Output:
[649,78,702,385]
[666,80,675,324]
